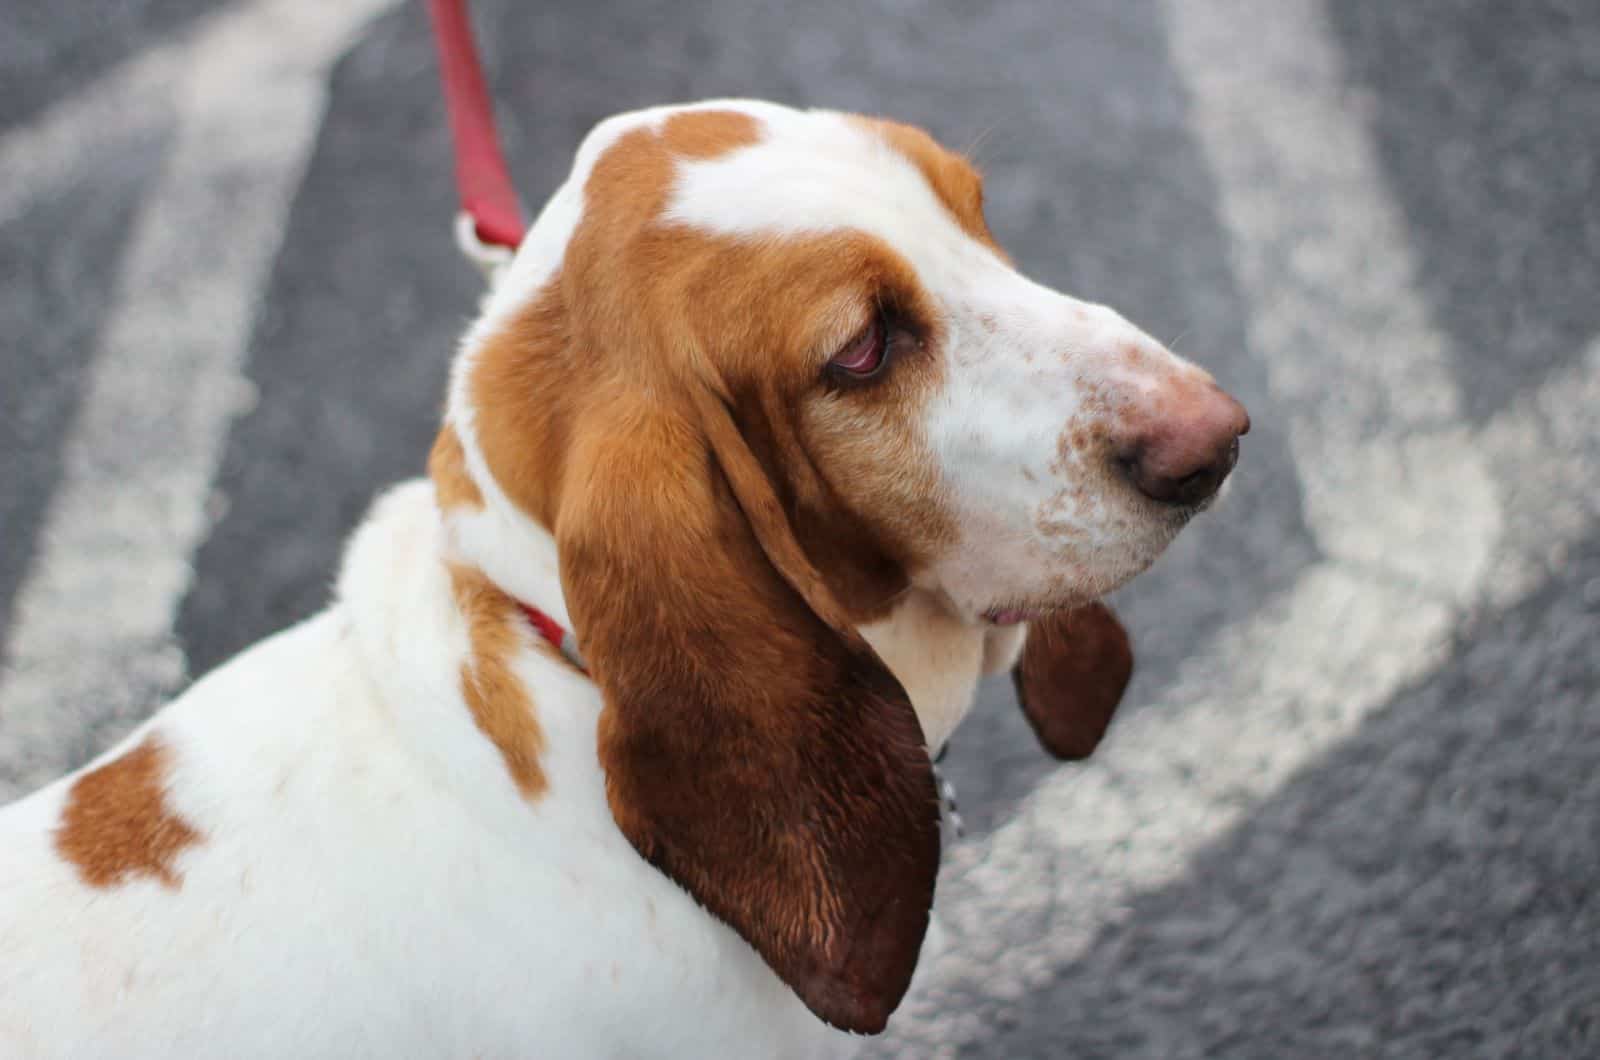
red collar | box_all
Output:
[518,603,588,673]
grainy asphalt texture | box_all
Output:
[2,1,1597,1056]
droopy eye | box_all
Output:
[827,314,888,380]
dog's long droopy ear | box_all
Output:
[557,386,940,1035]
[1012,602,1134,760]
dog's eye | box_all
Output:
[827,315,888,380]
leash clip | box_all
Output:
[454,211,515,286]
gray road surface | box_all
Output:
[2,1,1597,1055]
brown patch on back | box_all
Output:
[429,424,485,511]
[449,564,548,799]
[851,116,1003,253]
[55,735,202,889]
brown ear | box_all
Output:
[1012,602,1134,760]
[557,387,939,1035]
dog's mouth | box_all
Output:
[982,607,1042,626]
[981,601,1083,626]
[979,585,1121,626]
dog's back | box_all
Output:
[0,484,851,1059]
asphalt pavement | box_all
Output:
[2,1,1597,1055]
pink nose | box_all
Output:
[1115,383,1250,507]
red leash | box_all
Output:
[428,0,590,672]
[425,0,525,252]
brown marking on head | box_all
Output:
[659,107,766,160]
[55,735,202,889]
[1013,602,1134,759]
[449,564,548,798]
[457,109,959,1031]
[851,116,1002,254]
[430,424,485,511]
[449,110,766,531]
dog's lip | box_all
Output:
[982,605,1058,626]
[982,595,1100,625]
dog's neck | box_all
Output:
[425,425,1001,752]
[428,422,575,632]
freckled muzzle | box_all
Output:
[1113,379,1250,508]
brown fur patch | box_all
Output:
[55,735,202,889]
[449,564,548,799]
[660,107,764,160]
[851,116,1002,253]
[429,425,485,511]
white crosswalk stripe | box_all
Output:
[0,0,397,800]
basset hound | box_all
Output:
[0,100,1248,1057]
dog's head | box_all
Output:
[438,102,1246,1033]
